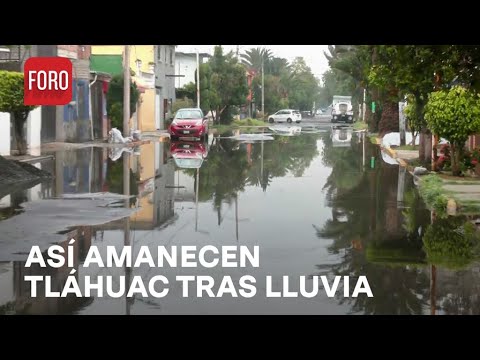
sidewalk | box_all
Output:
[4,154,54,164]
[41,138,156,152]
[375,135,480,214]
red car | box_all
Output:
[170,140,208,169]
[169,108,209,140]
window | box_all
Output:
[175,109,203,119]
[169,48,173,65]
[164,46,167,62]
[157,46,161,62]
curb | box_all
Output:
[376,136,409,168]
[375,136,459,214]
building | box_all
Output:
[174,52,210,89]
[92,45,176,132]
[154,45,176,130]
[0,45,100,155]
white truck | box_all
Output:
[331,95,354,124]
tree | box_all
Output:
[403,95,422,146]
[0,71,37,155]
[424,86,480,175]
[106,74,140,133]
[288,57,320,111]
[200,46,248,124]
[241,47,272,73]
[176,82,196,101]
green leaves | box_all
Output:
[0,70,37,114]
[106,74,140,132]
[425,85,480,145]
[423,215,480,270]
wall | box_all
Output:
[27,107,42,156]
[154,45,176,128]
[175,54,197,88]
[0,112,10,156]
[92,45,154,76]
[138,89,156,132]
[58,46,91,142]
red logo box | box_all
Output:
[24,57,73,106]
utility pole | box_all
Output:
[362,88,366,122]
[261,58,265,118]
[123,45,131,137]
[196,49,200,109]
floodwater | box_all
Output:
[1,127,480,315]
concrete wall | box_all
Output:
[138,89,156,132]
[175,54,197,88]
[27,107,42,156]
[0,112,11,156]
[154,45,176,128]
[2,106,43,156]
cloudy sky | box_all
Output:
[176,45,331,79]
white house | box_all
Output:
[174,52,211,89]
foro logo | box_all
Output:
[24,57,72,106]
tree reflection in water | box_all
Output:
[182,131,320,220]
[315,130,431,314]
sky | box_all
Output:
[176,45,331,80]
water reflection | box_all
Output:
[2,128,480,314]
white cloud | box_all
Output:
[176,45,331,79]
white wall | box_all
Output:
[0,195,10,208]
[28,163,43,201]
[0,263,14,308]
[175,55,197,88]
[0,112,11,156]
[27,107,42,156]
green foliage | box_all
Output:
[106,74,140,132]
[318,69,356,108]
[200,46,248,124]
[241,47,272,73]
[425,86,480,175]
[288,57,320,111]
[425,86,480,146]
[423,216,480,270]
[403,95,423,138]
[417,174,449,215]
[0,70,37,115]
[232,118,265,127]
[176,82,196,101]
[173,98,194,113]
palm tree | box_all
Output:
[241,47,273,73]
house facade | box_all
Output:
[154,45,176,130]
[174,52,210,89]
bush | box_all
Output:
[425,86,480,175]
[438,143,480,172]
[106,74,139,133]
[423,216,480,270]
[173,98,195,114]
[418,174,449,215]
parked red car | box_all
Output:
[169,108,209,140]
[170,140,208,169]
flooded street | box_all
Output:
[1,126,480,315]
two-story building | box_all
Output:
[174,51,211,89]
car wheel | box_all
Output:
[296,121,301,124]
[268,118,274,123]
[287,118,292,124]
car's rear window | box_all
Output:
[176,110,203,119]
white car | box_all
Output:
[268,109,302,124]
